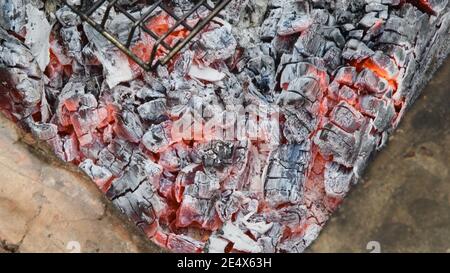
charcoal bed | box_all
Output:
[0,0,449,253]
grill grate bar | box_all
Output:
[61,0,232,71]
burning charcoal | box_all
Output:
[368,51,400,80]
[113,109,144,143]
[314,122,357,167]
[329,101,365,133]
[215,190,244,222]
[79,159,113,190]
[106,152,163,199]
[166,234,204,253]
[338,85,358,105]
[198,26,237,64]
[0,0,29,34]
[71,108,108,146]
[342,39,375,62]
[137,99,167,122]
[379,44,407,68]
[334,66,357,86]
[382,22,415,46]
[176,194,220,230]
[348,29,364,39]
[0,0,448,254]
[358,95,396,131]
[158,146,181,172]
[0,27,43,118]
[97,139,134,176]
[282,108,317,143]
[201,141,234,169]
[207,236,229,253]
[24,4,52,71]
[276,1,312,36]
[218,221,263,253]
[358,12,381,28]
[60,26,83,60]
[55,5,81,27]
[112,177,167,237]
[177,170,222,229]
[324,162,353,198]
[279,62,329,91]
[28,122,57,141]
[244,52,277,93]
[293,28,327,58]
[188,65,226,82]
[322,45,342,72]
[277,13,312,36]
[142,121,173,153]
[355,68,391,96]
[62,133,79,162]
[83,24,133,88]
[260,8,282,40]
[264,143,309,207]
[278,223,321,253]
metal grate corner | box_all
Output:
[61,0,232,71]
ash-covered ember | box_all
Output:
[0,0,449,253]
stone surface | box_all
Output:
[0,115,161,253]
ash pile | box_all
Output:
[0,0,449,253]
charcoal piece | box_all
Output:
[369,51,400,79]
[282,111,314,143]
[55,5,82,27]
[338,85,358,105]
[60,27,83,60]
[0,0,29,33]
[198,26,237,64]
[278,223,321,253]
[0,27,43,114]
[137,99,167,122]
[113,109,144,143]
[106,153,162,199]
[358,12,380,28]
[314,122,357,167]
[279,62,329,91]
[355,68,391,95]
[215,191,244,222]
[97,139,134,176]
[342,39,375,61]
[285,77,323,103]
[79,159,113,190]
[277,13,312,36]
[218,221,263,253]
[293,28,327,58]
[142,121,172,153]
[112,179,166,236]
[166,234,204,253]
[348,29,364,39]
[201,141,234,169]
[260,8,282,40]
[29,122,58,141]
[324,162,353,198]
[334,66,357,86]
[329,101,365,133]
[264,143,310,207]
[176,193,219,230]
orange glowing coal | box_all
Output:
[129,13,191,71]
[350,59,398,90]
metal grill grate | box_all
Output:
[61,0,232,71]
